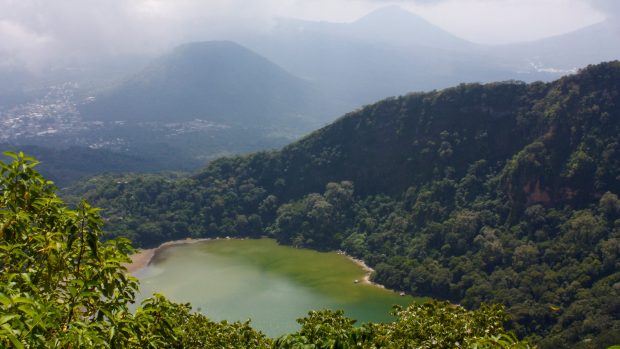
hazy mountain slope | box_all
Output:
[71,61,620,348]
[2,41,314,177]
[79,41,320,129]
[0,67,40,111]
[273,6,474,51]
[0,144,194,187]
[241,7,619,114]
[252,34,519,106]
[497,20,620,72]
[343,6,474,50]
[241,7,558,111]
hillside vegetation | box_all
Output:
[0,153,529,348]
[69,61,620,347]
[0,144,197,187]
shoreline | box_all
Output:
[125,238,399,295]
[124,237,214,273]
[337,250,385,289]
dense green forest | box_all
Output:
[0,152,530,348]
[67,61,620,348]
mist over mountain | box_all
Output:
[5,6,619,127]
[79,41,324,129]
[0,67,39,111]
[2,6,618,185]
[239,7,564,109]
[2,1,620,346]
[275,6,474,51]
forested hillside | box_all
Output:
[0,153,530,348]
[69,61,620,348]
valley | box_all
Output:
[4,7,618,188]
[1,3,619,347]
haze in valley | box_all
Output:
[1,0,618,182]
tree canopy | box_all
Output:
[1,152,535,348]
[67,62,620,347]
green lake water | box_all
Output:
[135,238,419,337]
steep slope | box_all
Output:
[71,62,620,348]
[79,41,319,128]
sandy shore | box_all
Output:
[125,248,157,273]
[338,251,385,289]
[124,237,213,273]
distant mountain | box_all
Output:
[499,20,620,72]
[347,6,477,50]
[240,7,559,110]
[274,6,473,51]
[79,41,321,129]
[7,7,619,184]
[238,7,620,113]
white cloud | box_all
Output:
[391,0,605,44]
[0,19,54,70]
[589,0,620,18]
[0,0,610,70]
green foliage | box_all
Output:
[0,143,194,187]
[134,296,272,349]
[272,181,354,248]
[67,61,620,347]
[275,309,357,348]
[1,151,138,347]
[0,152,271,348]
[2,153,535,348]
[275,301,532,349]
[373,302,528,349]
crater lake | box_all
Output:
[134,238,419,337]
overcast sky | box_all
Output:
[0,0,616,71]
